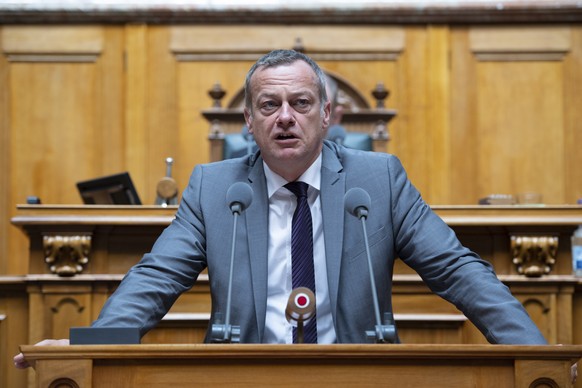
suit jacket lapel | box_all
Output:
[243,145,345,341]
[320,144,345,325]
[246,157,269,342]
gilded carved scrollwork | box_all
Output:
[510,235,558,277]
[43,234,92,276]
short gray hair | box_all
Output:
[244,50,328,114]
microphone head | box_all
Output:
[327,125,346,145]
[344,187,371,219]
[226,182,253,214]
[285,287,316,326]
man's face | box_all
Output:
[244,60,330,181]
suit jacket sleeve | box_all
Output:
[91,166,208,337]
[386,156,546,344]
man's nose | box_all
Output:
[276,103,295,128]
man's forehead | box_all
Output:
[254,61,316,81]
[251,62,318,94]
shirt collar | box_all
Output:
[263,153,322,199]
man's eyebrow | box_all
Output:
[256,92,278,100]
[255,89,318,103]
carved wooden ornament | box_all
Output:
[43,234,92,276]
[510,235,558,277]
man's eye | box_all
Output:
[294,99,310,111]
[260,101,278,111]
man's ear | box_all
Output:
[243,108,253,133]
[322,101,331,130]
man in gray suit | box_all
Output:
[14,49,545,367]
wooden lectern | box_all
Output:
[21,344,581,387]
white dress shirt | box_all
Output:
[262,154,337,343]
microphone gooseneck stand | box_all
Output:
[210,182,253,343]
[345,187,397,343]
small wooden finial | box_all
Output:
[208,82,226,108]
[371,82,390,109]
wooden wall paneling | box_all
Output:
[7,27,103,275]
[556,284,574,344]
[518,291,556,343]
[389,27,433,204]
[98,27,126,182]
[451,25,572,205]
[509,279,579,345]
[125,24,149,204]
[575,286,582,347]
[449,26,575,205]
[28,283,94,342]
[146,27,180,204]
[564,27,582,204]
[2,26,125,275]
[425,25,452,205]
[450,28,479,204]
[392,25,454,206]
[0,280,28,388]
[0,27,10,275]
[477,61,564,203]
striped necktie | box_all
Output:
[285,181,317,343]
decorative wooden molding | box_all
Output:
[2,26,103,63]
[170,26,405,62]
[2,1,582,24]
[5,54,99,63]
[469,26,571,62]
[43,234,92,277]
[510,234,559,277]
[175,52,401,62]
[50,297,85,314]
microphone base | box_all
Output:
[365,313,397,344]
[210,323,241,343]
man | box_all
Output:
[15,49,546,368]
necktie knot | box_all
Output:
[285,181,309,199]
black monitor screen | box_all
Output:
[76,172,141,205]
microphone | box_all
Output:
[285,287,316,344]
[327,124,346,146]
[226,181,253,214]
[211,182,253,343]
[344,188,396,343]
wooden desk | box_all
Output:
[8,205,582,346]
[11,204,582,277]
[20,344,582,388]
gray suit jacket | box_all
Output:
[93,141,546,344]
